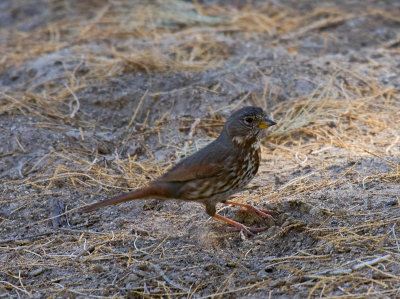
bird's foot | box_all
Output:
[226,223,268,236]
[213,214,267,237]
[224,200,275,225]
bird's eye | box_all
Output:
[244,117,254,124]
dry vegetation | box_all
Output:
[1,0,400,298]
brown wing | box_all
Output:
[159,162,225,182]
[157,135,234,183]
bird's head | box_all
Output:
[224,106,276,147]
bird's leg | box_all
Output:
[224,200,275,224]
[213,214,267,236]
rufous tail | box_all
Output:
[82,185,161,213]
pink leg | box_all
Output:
[213,214,267,236]
[224,200,275,224]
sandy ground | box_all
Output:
[1,0,400,298]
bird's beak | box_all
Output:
[258,117,277,129]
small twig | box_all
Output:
[149,236,169,255]
[112,274,118,285]
[306,254,392,278]
[65,205,71,227]
[76,4,111,41]
[128,89,148,127]
[0,150,21,158]
[392,223,400,253]
[0,280,31,295]
[352,255,392,270]
[189,118,201,137]
[57,227,108,235]
[15,137,26,152]
[0,232,53,245]
[149,262,190,294]
[215,269,237,299]
[18,271,29,295]
[364,150,399,168]
[72,239,114,262]
[64,83,80,118]
[134,236,149,254]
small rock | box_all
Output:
[257,269,270,279]
[91,264,105,273]
[125,273,139,281]
[30,267,44,276]
[137,263,149,271]
[386,200,398,207]
[269,279,286,287]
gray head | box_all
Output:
[224,106,276,146]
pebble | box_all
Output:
[30,267,44,276]
[91,265,105,273]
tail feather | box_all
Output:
[82,185,160,213]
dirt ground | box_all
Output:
[1,0,400,298]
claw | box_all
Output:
[213,214,268,237]
[242,205,275,223]
[225,200,275,225]
[226,223,268,236]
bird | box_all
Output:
[82,106,277,235]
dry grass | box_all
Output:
[1,0,400,298]
[267,72,399,152]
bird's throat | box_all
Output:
[232,135,259,148]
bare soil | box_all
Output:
[1,0,400,298]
